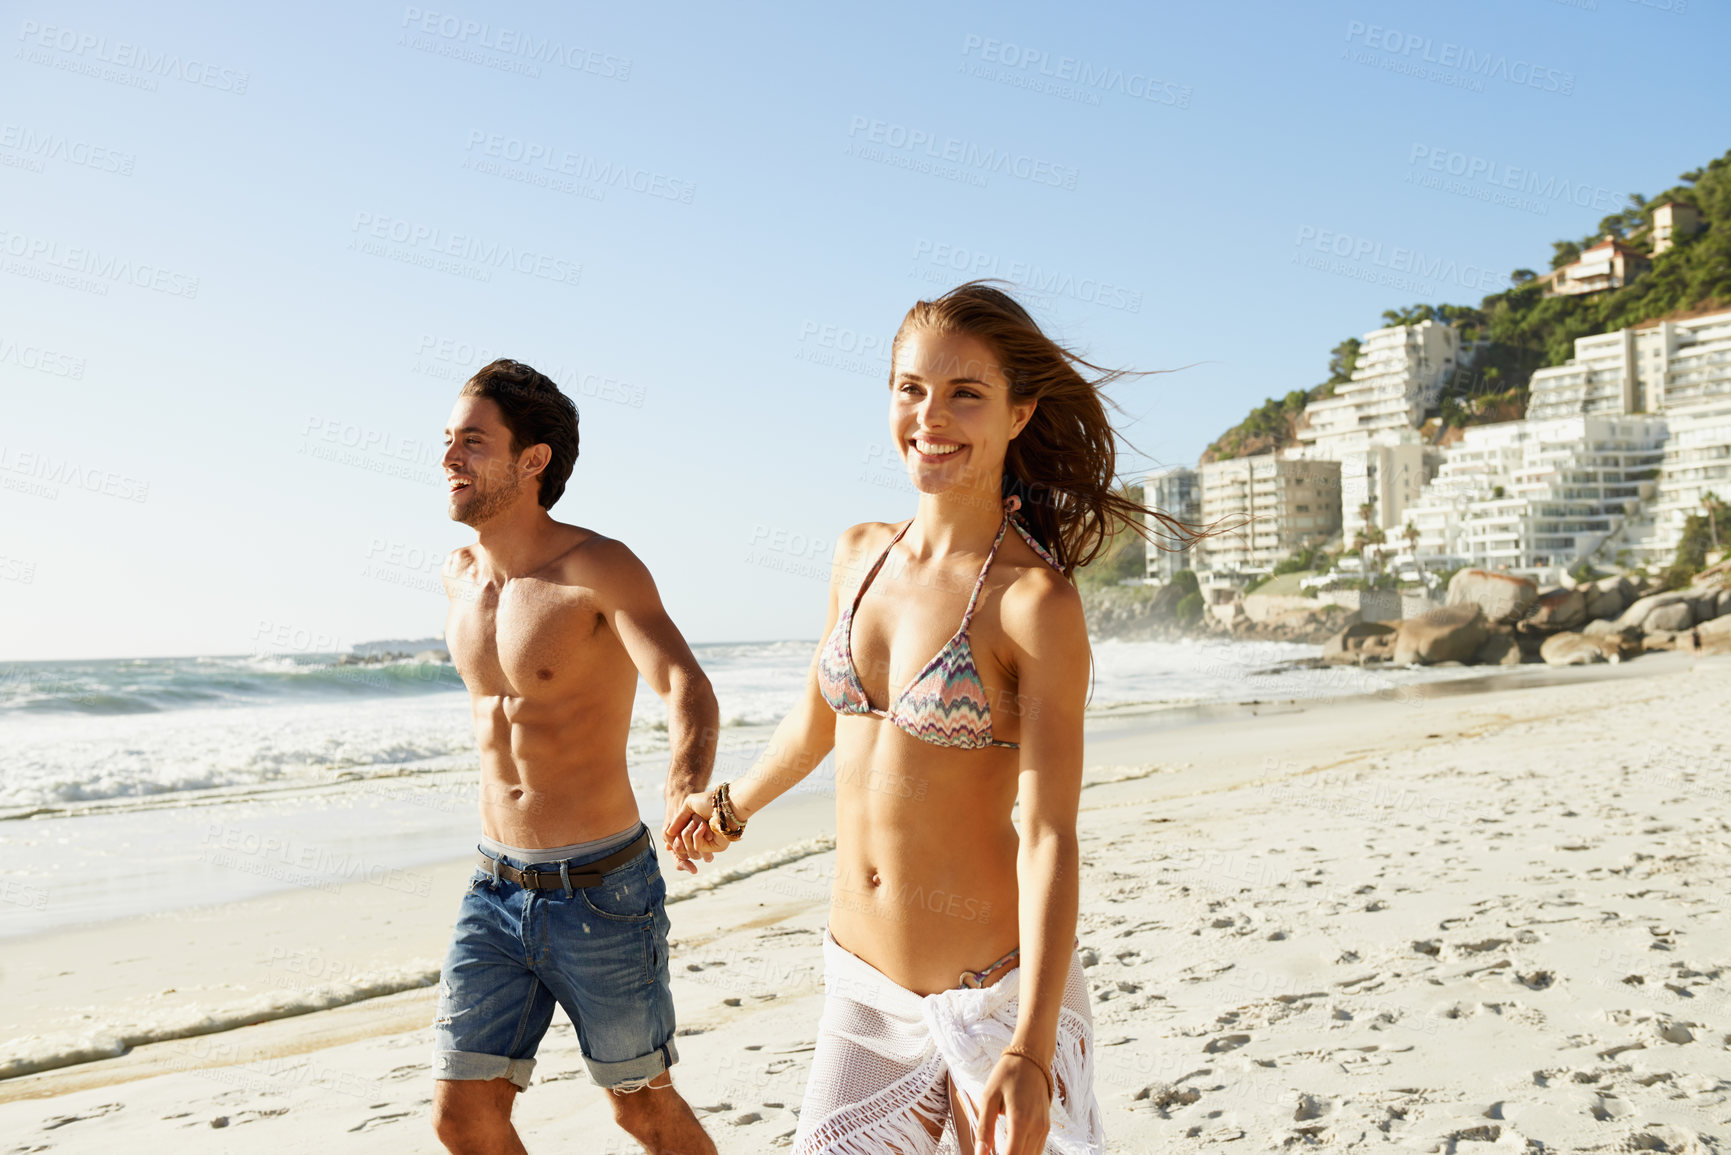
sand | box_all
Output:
[1,651,1727,1153]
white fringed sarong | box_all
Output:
[793,930,1104,1155]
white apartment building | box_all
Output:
[1525,309,1731,560]
[1527,311,1731,420]
[1298,321,1460,454]
[1196,456,1341,577]
[1621,409,1731,565]
[1294,320,1459,533]
[1143,465,1201,583]
[1403,416,1667,577]
[1652,201,1702,257]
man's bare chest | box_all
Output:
[448,582,609,696]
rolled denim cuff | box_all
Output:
[584,1039,678,1090]
[433,1047,537,1090]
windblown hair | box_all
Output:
[891,281,1216,576]
[460,359,579,509]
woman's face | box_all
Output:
[890,327,1035,498]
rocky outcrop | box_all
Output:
[1582,576,1629,621]
[1085,557,1726,665]
[1583,619,1642,645]
[1645,602,1695,632]
[1393,604,1488,666]
[1473,629,1523,666]
[1214,602,1358,645]
[1540,631,1631,666]
[1614,591,1690,631]
[1321,621,1396,665]
[1447,570,1538,624]
[1527,587,1586,630]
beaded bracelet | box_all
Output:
[707,781,746,842]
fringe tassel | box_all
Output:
[1045,1006,1105,1155]
[794,1057,950,1155]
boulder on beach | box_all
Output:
[1685,590,1720,623]
[1701,614,1731,640]
[1719,588,1731,619]
[1645,602,1694,633]
[1473,629,1523,666]
[1527,587,1586,630]
[1320,621,1396,665]
[1447,570,1537,624]
[1541,631,1620,666]
[1614,590,1689,631]
[1358,633,1396,663]
[1394,604,1488,666]
[1583,577,1627,621]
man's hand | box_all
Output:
[662,789,731,873]
[972,1051,1051,1155]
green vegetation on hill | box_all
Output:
[1075,484,1149,590]
[1206,147,1731,460]
[1661,491,1729,589]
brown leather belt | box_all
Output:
[476,828,652,890]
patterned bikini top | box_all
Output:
[817,507,1064,749]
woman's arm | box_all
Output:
[663,524,872,862]
[976,570,1089,1155]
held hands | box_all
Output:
[973,1049,1052,1155]
[661,789,733,874]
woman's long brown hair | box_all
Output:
[891,281,1216,577]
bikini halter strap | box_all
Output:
[959,516,1013,630]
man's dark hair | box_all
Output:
[460,359,579,509]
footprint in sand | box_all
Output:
[348,1110,414,1132]
[40,1103,124,1131]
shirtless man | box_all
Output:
[432,358,718,1155]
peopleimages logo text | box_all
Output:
[400,7,630,78]
[1294,226,1511,293]
[0,227,200,297]
[960,35,1191,108]
[350,212,581,286]
[0,124,134,175]
[846,116,1078,189]
[1408,144,1621,210]
[1344,21,1574,95]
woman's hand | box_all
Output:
[972,1050,1051,1155]
[661,789,732,873]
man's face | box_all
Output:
[442,396,524,526]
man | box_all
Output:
[432,358,718,1155]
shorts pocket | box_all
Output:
[578,861,661,924]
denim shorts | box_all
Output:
[432,827,678,1091]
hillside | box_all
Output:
[1206,147,1731,462]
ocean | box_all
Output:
[0,637,1497,936]
[0,636,1468,814]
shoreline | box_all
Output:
[0,650,1706,1093]
[1,650,1724,1151]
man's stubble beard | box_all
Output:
[452,470,522,528]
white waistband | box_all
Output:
[479,820,642,866]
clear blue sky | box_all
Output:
[4,0,1726,660]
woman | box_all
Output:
[667,282,1202,1155]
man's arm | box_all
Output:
[589,538,720,872]
[665,523,876,864]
